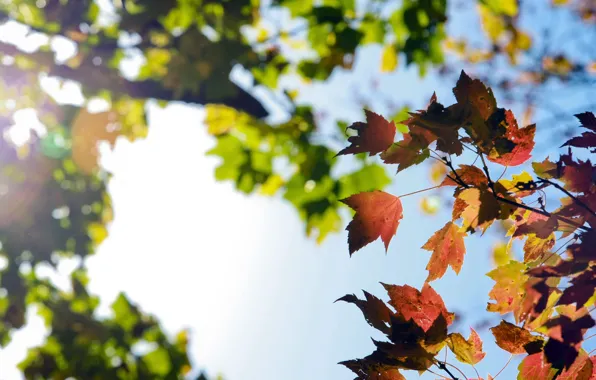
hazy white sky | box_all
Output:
[0,8,549,380]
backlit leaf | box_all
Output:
[337,110,396,156]
[341,191,403,255]
[518,353,557,380]
[447,328,486,365]
[383,283,454,332]
[490,320,543,354]
[421,222,466,282]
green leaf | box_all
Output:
[143,347,172,376]
[360,18,386,44]
[338,164,391,199]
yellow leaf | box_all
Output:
[430,161,448,184]
[260,174,284,196]
[205,105,248,136]
[492,241,512,266]
[420,196,440,215]
[381,44,398,73]
[88,222,108,246]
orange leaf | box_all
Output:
[383,283,454,332]
[440,164,488,188]
[337,110,396,156]
[341,191,403,255]
[422,222,466,282]
[490,320,543,354]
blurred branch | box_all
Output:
[0,40,269,118]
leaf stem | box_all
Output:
[492,354,513,379]
[396,185,440,198]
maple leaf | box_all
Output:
[440,164,488,188]
[518,353,558,380]
[446,328,486,365]
[558,267,596,308]
[559,159,596,193]
[490,320,543,354]
[487,110,536,166]
[567,231,596,262]
[543,314,595,370]
[337,110,396,156]
[532,157,559,179]
[452,70,497,121]
[383,283,454,332]
[421,222,466,282]
[381,134,429,173]
[341,191,404,255]
[523,233,555,262]
[336,291,393,334]
[456,187,501,232]
[558,351,595,380]
[561,112,596,152]
[403,93,465,155]
[513,214,558,239]
[340,358,408,380]
[498,171,539,198]
[487,260,529,316]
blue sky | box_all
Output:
[1,2,594,380]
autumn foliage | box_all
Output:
[337,71,596,379]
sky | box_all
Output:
[1,3,591,380]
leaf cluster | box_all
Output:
[337,71,596,379]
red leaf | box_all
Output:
[421,222,466,282]
[558,351,595,380]
[518,353,557,380]
[337,110,396,156]
[490,320,543,354]
[383,283,454,332]
[487,110,536,166]
[341,191,403,255]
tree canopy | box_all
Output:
[0,0,595,379]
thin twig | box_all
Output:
[427,368,451,380]
[435,361,459,380]
[492,355,513,379]
[396,185,440,198]
[494,194,591,232]
[539,235,578,265]
[538,177,596,218]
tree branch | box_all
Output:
[0,41,269,118]
[435,361,458,380]
[538,177,596,218]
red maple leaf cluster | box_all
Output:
[336,71,596,379]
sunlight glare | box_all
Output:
[4,109,47,147]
